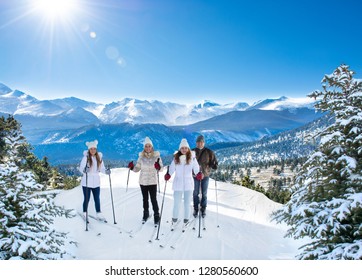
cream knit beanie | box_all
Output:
[144,136,153,147]
[86,140,98,149]
[179,138,190,150]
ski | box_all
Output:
[148,224,159,243]
[87,214,130,233]
[159,220,181,248]
[202,217,206,231]
[88,214,107,223]
[78,211,89,224]
[129,215,153,238]
[192,216,206,230]
[77,212,102,236]
[192,217,197,230]
[170,218,195,249]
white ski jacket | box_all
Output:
[168,151,199,192]
[79,151,106,188]
[133,151,163,186]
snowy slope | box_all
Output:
[249,96,315,111]
[0,82,12,94]
[0,90,37,114]
[53,168,302,260]
[174,100,249,125]
[98,98,189,125]
[49,97,104,117]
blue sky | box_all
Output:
[0,0,361,105]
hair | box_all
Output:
[87,150,102,170]
[174,149,192,165]
[141,147,154,158]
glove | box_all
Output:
[164,173,171,181]
[105,168,111,175]
[154,161,161,171]
[128,161,134,170]
[196,172,203,181]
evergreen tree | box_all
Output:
[273,64,362,259]
[0,116,74,259]
[0,116,7,162]
[49,168,65,189]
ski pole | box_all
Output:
[126,167,131,192]
[156,166,169,240]
[156,158,160,193]
[198,179,202,238]
[108,164,117,224]
[215,179,220,228]
[84,157,89,231]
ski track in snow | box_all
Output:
[54,168,303,260]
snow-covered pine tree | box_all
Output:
[0,116,6,162]
[273,64,362,260]
[49,168,65,189]
[0,116,74,259]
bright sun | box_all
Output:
[32,0,79,21]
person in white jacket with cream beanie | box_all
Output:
[128,137,163,225]
[79,140,110,222]
[164,138,202,228]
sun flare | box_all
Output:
[32,0,79,21]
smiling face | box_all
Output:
[89,147,97,156]
[144,143,153,153]
[196,140,204,149]
[180,146,189,155]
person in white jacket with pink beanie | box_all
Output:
[79,140,110,222]
[164,138,202,228]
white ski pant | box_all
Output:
[172,190,193,221]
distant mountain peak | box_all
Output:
[9,90,27,98]
[196,100,220,109]
[249,96,314,111]
[0,82,12,95]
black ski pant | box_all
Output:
[140,184,159,216]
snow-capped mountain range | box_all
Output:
[0,82,315,127]
[1,81,323,164]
